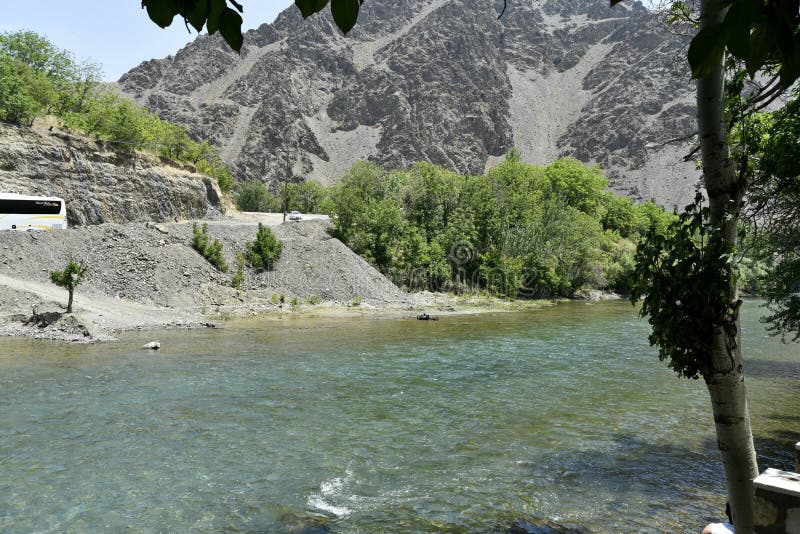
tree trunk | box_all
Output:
[696,0,759,531]
[66,287,74,314]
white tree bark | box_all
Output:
[696,0,759,531]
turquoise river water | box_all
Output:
[0,301,798,533]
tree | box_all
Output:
[544,158,608,217]
[0,52,41,124]
[235,180,280,212]
[49,260,88,314]
[736,91,800,341]
[0,30,102,116]
[0,31,73,77]
[611,0,800,529]
[288,180,331,214]
[245,223,283,270]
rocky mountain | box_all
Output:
[118,0,700,208]
[0,123,223,225]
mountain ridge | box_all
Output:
[118,0,700,208]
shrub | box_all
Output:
[245,223,282,270]
[49,259,88,313]
[231,253,245,289]
[192,222,228,272]
[307,294,320,305]
[290,296,299,307]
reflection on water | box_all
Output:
[0,301,797,533]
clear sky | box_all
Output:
[1,1,295,81]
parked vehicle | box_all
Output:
[289,211,302,221]
[0,193,67,230]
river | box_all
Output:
[0,301,797,533]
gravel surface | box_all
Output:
[0,219,419,342]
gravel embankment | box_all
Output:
[0,219,418,342]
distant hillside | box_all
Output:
[118,0,700,208]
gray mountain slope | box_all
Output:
[118,0,700,208]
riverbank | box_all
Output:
[0,219,581,343]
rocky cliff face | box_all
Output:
[0,123,223,225]
[118,0,700,208]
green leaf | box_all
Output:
[206,0,227,34]
[219,7,244,51]
[185,0,210,33]
[295,0,329,19]
[745,24,772,77]
[778,41,800,88]
[142,0,179,28]
[331,0,360,34]
[688,23,729,79]
[724,0,761,59]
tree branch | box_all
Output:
[497,0,507,19]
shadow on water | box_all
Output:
[756,432,800,472]
[514,433,726,531]
[746,358,800,382]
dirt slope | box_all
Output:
[0,219,414,341]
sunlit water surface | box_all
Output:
[0,301,798,533]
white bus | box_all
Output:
[0,193,68,230]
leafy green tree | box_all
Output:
[185,139,214,165]
[439,207,478,286]
[611,0,800,526]
[632,200,675,237]
[0,53,40,124]
[213,166,236,194]
[60,60,103,115]
[0,31,73,78]
[245,223,282,270]
[155,122,191,160]
[194,147,235,193]
[478,246,523,299]
[545,158,608,217]
[63,90,151,147]
[519,198,604,297]
[601,194,636,237]
[235,180,280,212]
[399,162,462,243]
[49,260,88,314]
[286,180,332,214]
[192,222,229,272]
[736,92,800,341]
[329,162,389,243]
[231,253,245,289]
[0,31,102,116]
[394,225,453,291]
[345,198,405,270]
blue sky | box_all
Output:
[1,1,294,81]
